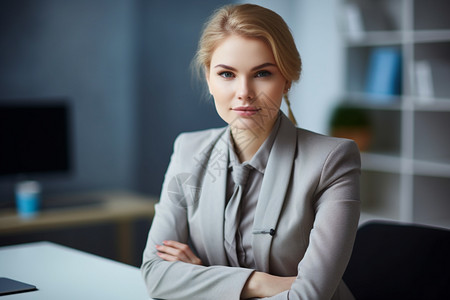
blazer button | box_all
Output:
[269,229,275,236]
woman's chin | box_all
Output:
[228,117,275,137]
[229,116,259,130]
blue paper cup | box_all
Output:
[15,181,41,219]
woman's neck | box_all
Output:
[230,119,275,163]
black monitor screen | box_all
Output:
[0,101,71,177]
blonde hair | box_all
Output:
[193,4,302,125]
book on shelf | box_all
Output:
[365,47,401,102]
[415,59,450,102]
[415,60,434,103]
[343,2,364,41]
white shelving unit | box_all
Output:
[341,0,450,229]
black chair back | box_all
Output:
[343,221,450,300]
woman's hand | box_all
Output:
[155,240,202,265]
[241,271,296,299]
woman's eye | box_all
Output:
[218,71,234,78]
[255,70,272,78]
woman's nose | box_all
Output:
[237,78,255,101]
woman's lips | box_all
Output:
[232,106,260,117]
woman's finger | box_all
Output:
[163,240,202,265]
[156,241,202,265]
[156,244,190,262]
[163,240,197,260]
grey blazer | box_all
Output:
[142,113,361,300]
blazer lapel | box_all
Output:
[252,113,297,272]
[197,128,230,266]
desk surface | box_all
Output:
[0,242,151,299]
[0,190,157,266]
[0,190,156,234]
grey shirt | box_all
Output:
[225,114,281,268]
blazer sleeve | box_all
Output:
[266,139,361,300]
[141,133,254,300]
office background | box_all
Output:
[2,0,449,265]
[0,0,342,199]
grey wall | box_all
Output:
[0,0,228,202]
[135,0,227,195]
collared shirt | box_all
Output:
[225,114,281,268]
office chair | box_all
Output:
[343,221,450,300]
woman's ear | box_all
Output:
[284,81,292,94]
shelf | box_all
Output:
[361,153,450,178]
[413,159,450,178]
[361,152,402,173]
[346,31,403,47]
[411,97,450,111]
[343,0,450,229]
[413,30,450,43]
[343,93,403,110]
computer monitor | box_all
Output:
[0,99,72,177]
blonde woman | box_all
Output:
[142,4,360,299]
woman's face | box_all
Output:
[206,35,289,133]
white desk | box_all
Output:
[0,242,151,299]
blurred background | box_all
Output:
[1,0,449,266]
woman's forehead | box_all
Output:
[210,35,276,68]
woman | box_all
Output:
[141,4,360,300]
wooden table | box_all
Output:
[0,190,157,264]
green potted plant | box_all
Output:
[329,105,372,151]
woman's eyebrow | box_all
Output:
[251,62,276,71]
[214,64,237,71]
[213,62,276,71]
